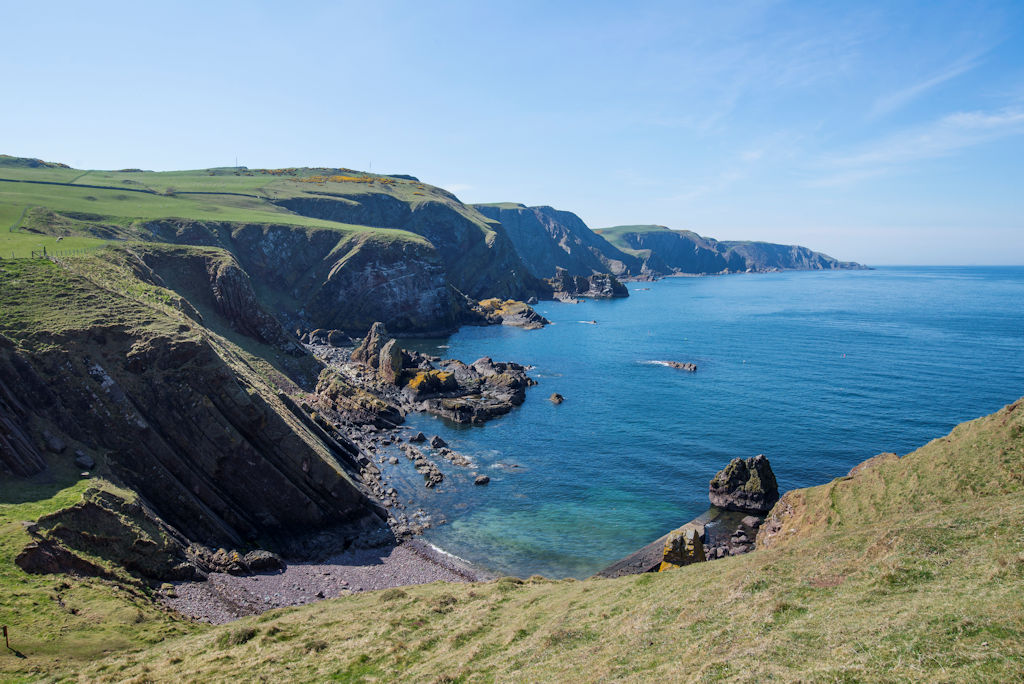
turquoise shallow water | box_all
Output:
[386,266,1024,578]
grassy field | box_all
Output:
[1,392,1019,681]
[0,156,446,259]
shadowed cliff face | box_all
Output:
[620,228,736,274]
[0,335,48,477]
[146,220,461,335]
[473,204,641,278]
[0,259,386,552]
[274,194,541,301]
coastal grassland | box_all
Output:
[55,398,1024,683]
[0,466,199,679]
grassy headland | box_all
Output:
[2,395,1021,681]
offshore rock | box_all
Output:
[546,267,628,299]
[473,298,550,330]
[549,393,564,404]
[709,454,779,514]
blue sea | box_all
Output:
[384,266,1024,579]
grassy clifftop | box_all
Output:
[1,156,543,334]
[1,397,1015,681]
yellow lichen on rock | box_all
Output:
[658,523,706,571]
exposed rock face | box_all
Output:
[473,203,640,278]
[352,322,389,366]
[272,193,543,303]
[709,454,779,514]
[658,523,706,570]
[149,220,461,335]
[377,339,403,384]
[0,263,388,556]
[547,267,628,299]
[0,335,47,476]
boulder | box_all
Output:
[409,432,426,443]
[242,549,285,573]
[73,450,95,470]
[658,523,706,570]
[709,454,779,514]
[430,435,448,449]
[549,393,564,404]
[42,430,66,454]
[474,475,490,486]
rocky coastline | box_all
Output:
[595,454,779,577]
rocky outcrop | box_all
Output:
[546,267,629,299]
[658,523,706,571]
[351,321,389,366]
[342,324,538,425]
[709,454,779,514]
[315,370,404,429]
[472,298,549,330]
[473,203,640,278]
[16,485,288,582]
[659,361,697,372]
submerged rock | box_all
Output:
[709,454,779,514]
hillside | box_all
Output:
[2,392,1020,681]
[0,156,546,336]
[597,224,865,275]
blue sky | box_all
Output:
[3,1,1023,264]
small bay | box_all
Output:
[391,266,1024,579]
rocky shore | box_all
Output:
[161,539,492,624]
[595,454,779,577]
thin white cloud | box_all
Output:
[809,107,1024,186]
[869,56,982,118]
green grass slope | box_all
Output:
[3,397,1011,683]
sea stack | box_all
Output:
[708,454,779,514]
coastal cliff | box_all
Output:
[597,224,866,274]
[0,256,388,567]
[473,203,640,278]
